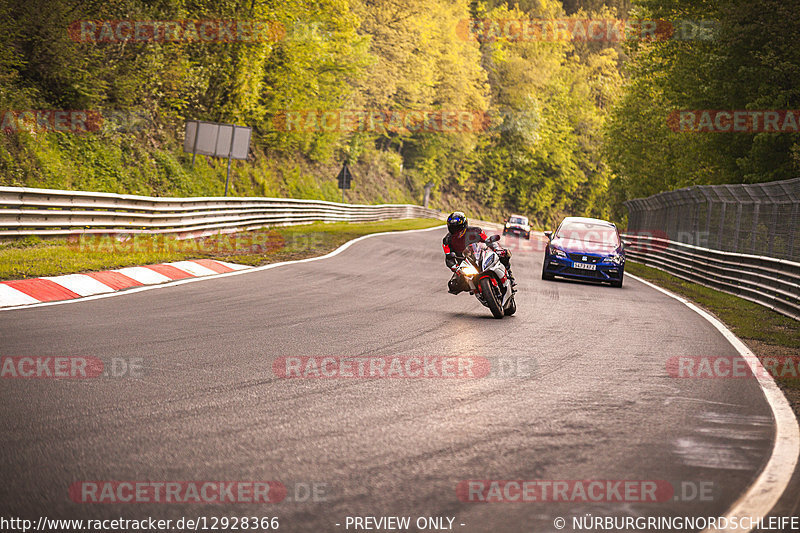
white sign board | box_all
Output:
[183,121,251,160]
[230,126,251,160]
[183,121,198,153]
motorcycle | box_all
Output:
[456,235,516,319]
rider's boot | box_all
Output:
[507,269,517,293]
[448,276,462,294]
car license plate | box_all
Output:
[574,262,596,270]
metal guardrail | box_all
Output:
[622,233,800,321]
[0,187,444,236]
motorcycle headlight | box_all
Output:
[483,254,499,270]
[549,245,567,258]
[461,264,479,277]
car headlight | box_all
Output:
[605,254,624,265]
[549,246,567,258]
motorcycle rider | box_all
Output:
[443,211,516,294]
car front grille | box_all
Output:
[568,253,601,264]
[562,267,604,279]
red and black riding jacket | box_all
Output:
[443,226,493,270]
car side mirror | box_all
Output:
[487,234,500,243]
[543,231,553,240]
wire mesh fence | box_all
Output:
[624,177,800,262]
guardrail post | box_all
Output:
[750,202,760,254]
[732,203,743,252]
[789,203,798,260]
[768,203,778,257]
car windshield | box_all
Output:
[555,221,619,247]
[508,217,527,225]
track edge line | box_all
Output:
[0,224,446,312]
[628,273,799,533]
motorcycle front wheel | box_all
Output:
[479,277,504,319]
[504,296,516,316]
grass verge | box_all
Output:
[627,261,800,418]
[0,218,444,281]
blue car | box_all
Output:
[541,217,628,287]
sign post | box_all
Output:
[336,161,352,203]
[423,181,433,208]
[225,127,237,196]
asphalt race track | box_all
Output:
[0,227,779,532]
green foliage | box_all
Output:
[1,0,631,225]
[456,2,623,226]
[605,0,800,217]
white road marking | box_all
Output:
[214,260,251,271]
[0,225,446,311]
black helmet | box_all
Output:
[447,211,468,235]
